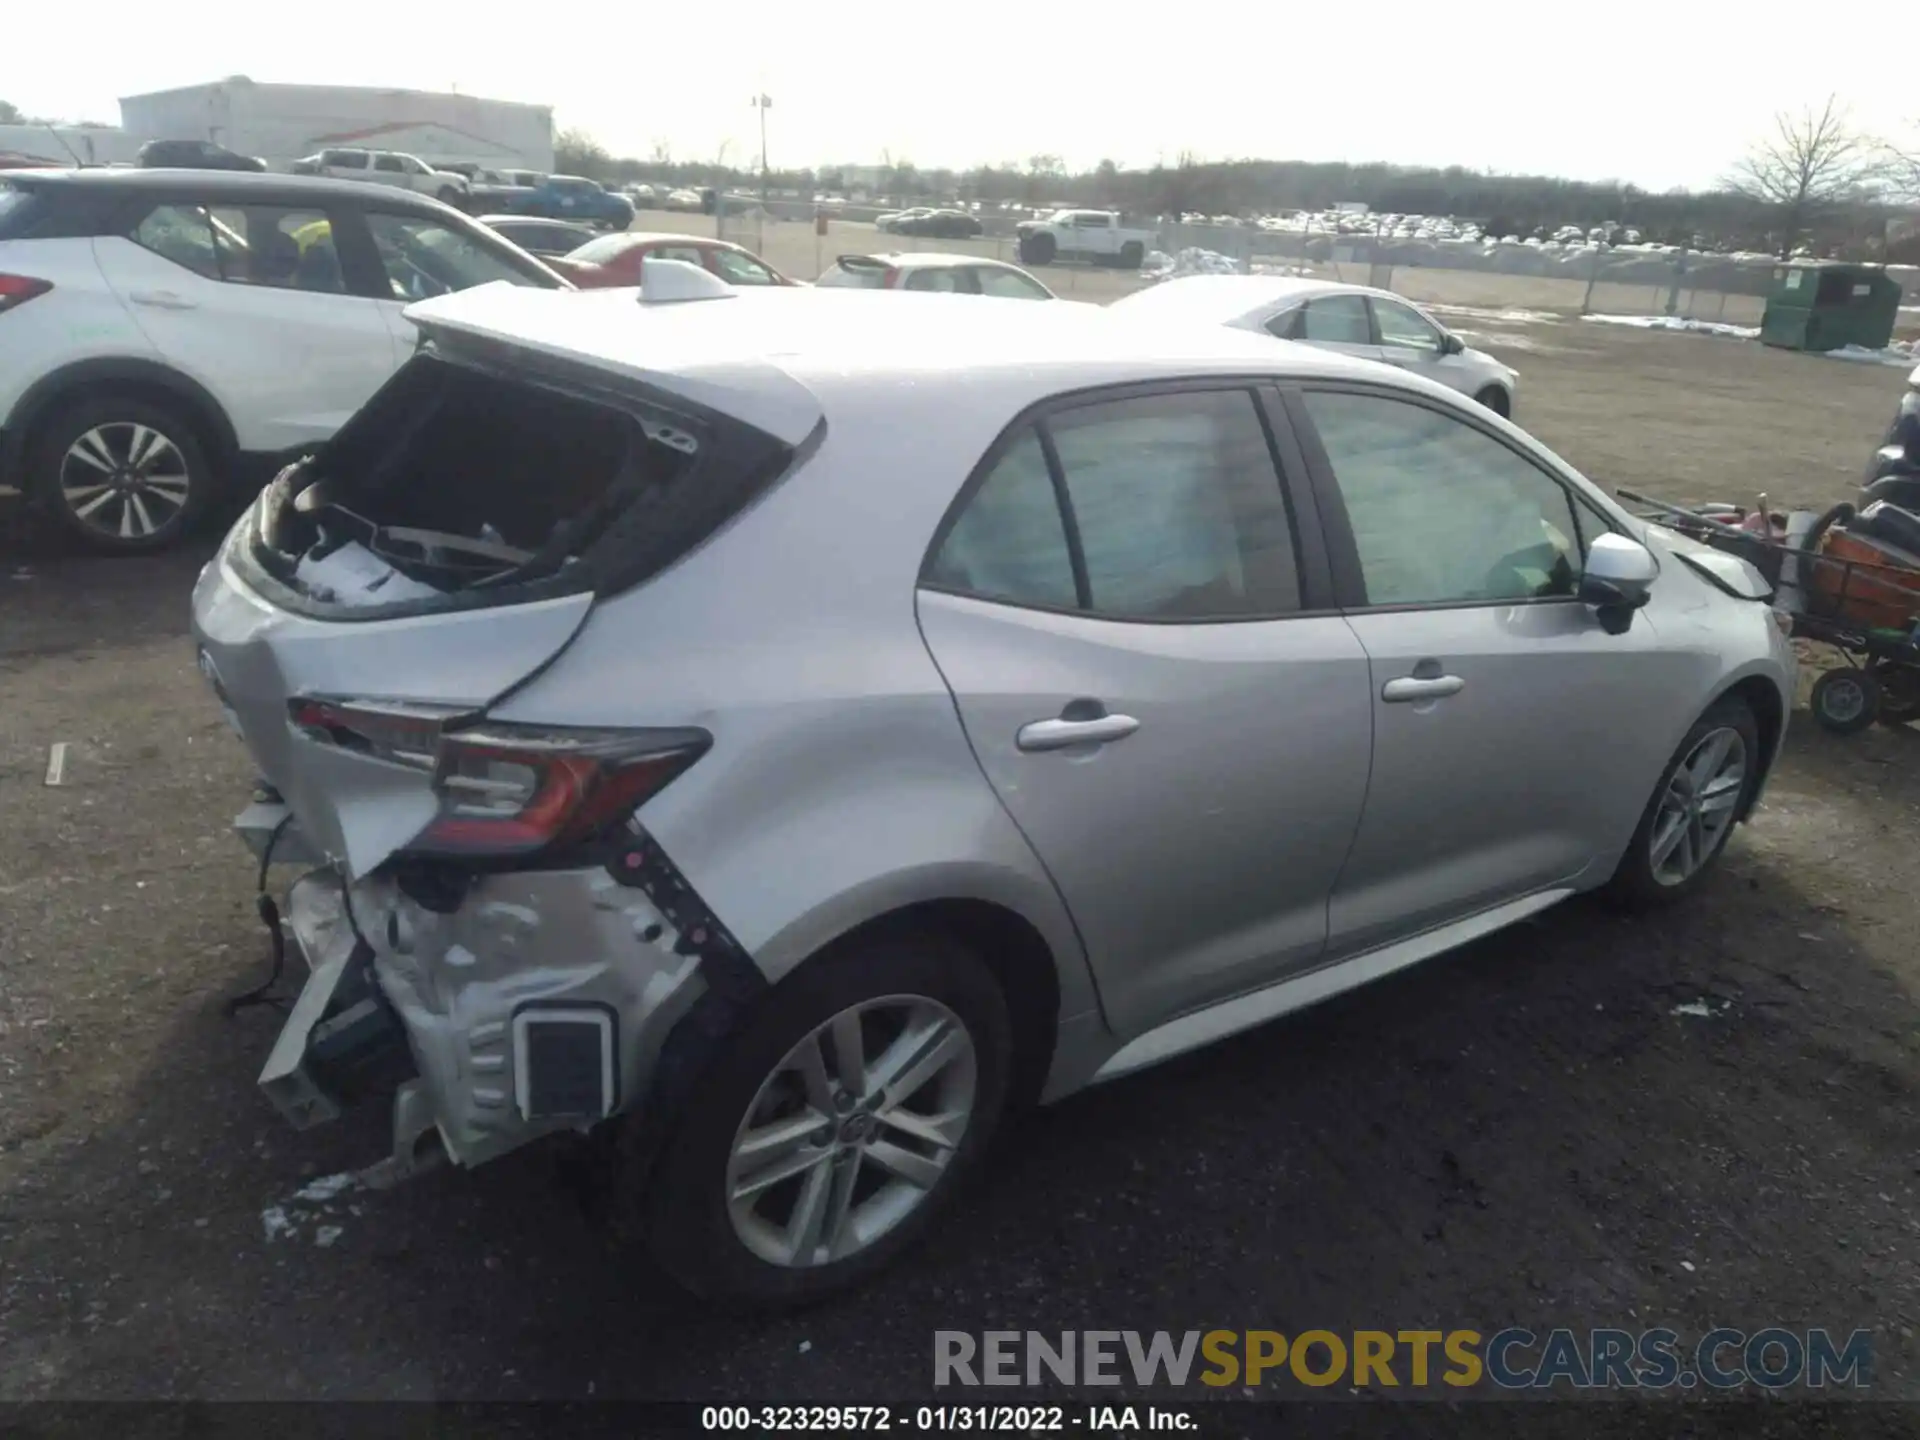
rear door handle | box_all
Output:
[1382,675,1464,703]
[1017,712,1140,753]
[127,289,198,310]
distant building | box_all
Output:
[0,123,140,167]
[117,78,554,172]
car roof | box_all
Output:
[846,251,1012,270]
[480,215,597,230]
[403,283,1430,447]
[1110,274,1419,326]
[0,167,458,213]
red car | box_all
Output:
[549,231,795,288]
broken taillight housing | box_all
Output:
[0,274,53,315]
[288,698,708,861]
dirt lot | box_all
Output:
[3,303,1920,1413]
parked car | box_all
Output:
[662,188,705,213]
[190,283,1793,1307]
[1110,276,1519,417]
[136,139,267,173]
[813,252,1055,297]
[549,232,794,287]
[1863,362,1920,511]
[1015,209,1158,268]
[477,215,602,259]
[288,149,471,207]
[889,208,985,240]
[0,169,569,553]
[498,174,634,231]
[875,206,934,233]
[442,166,538,212]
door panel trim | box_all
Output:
[1090,886,1572,1082]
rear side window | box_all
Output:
[903,268,965,293]
[816,259,889,289]
[131,205,222,279]
[1298,296,1372,344]
[322,150,367,169]
[926,389,1302,620]
[373,154,404,173]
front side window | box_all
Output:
[1373,298,1443,353]
[1297,295,1372,345]
[1302,390,1582,607]
[373,155,404,173]
[366,212,554,299]
[322,150,366,169]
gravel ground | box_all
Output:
[2,313,1919,1418]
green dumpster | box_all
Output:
[1760,263,1903,353]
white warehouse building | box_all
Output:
[117,78,555,173]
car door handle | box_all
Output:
[1381,675,1465,703]
[127,289,198,310]
[1016,712,1140,753]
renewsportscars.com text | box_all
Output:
[933,1328,1872,1392]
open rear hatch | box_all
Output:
[194,297,816,878]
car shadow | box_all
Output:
[7,804,1918,1402]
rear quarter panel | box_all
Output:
[0,238,159,430]
[484,419,1102,1024]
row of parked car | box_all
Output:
[0,166,1532,555]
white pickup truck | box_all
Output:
[288,148,472,207]
[1015,209,1158,268]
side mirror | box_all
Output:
[1580,533,1656,634]
[1440,331,1465,356]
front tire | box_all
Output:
[1119,240,1145,270]
[1020,232,1056,266]
[1475,385,1511,418]
[640,931,1012,1309]
[28,394,215,554]
[1604,696,1759,907]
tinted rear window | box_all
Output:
[816,259,889,289]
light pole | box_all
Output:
[751,93,771,206]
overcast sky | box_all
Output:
[8,1,1916,191]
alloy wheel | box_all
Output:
[726,995,977,1268]
[58,422,193,541]
[1648,726,1747,886]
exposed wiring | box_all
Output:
[225,813,295,1016]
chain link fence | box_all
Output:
[701,200,1919,325]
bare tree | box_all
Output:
[1726,96,1872,258]
[0,99,23,125]
[1878,123,1920,204]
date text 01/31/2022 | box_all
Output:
[700,1405,1199,1431]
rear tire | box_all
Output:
[1603,696,1759,907]
[1119,241,1145,270]
[639,931,1012,1310]
[1020,233,1056,266]
[28,393,216,555]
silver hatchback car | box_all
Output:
[192,277,1794,1306]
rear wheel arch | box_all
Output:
[6,357,239,481]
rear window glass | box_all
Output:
[249,352,795,613]
[816,259,889,289]
[567,233,641,264]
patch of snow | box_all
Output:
[260,1206,297,1242]
[292,1171,359,1204]
[1426,304,1563,326]
[1821,341,1918,368]
[1582,314,1759,340]
[1671,999,1728,1018]
[1140,247,1245,281]
[314,1225,344,1249]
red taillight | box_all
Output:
[287,699,707,861]
[0,274,52,313]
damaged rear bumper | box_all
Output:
[252,814,757,1183]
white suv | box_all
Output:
[289,148,471,207]
[0,169,567,552]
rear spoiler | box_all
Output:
[835,254,890,270]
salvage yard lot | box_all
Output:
[4,300,1920,1407]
